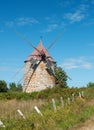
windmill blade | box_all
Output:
[46,67,55,76]
[67,75,72,80]
[24,60,41,91]
[47,29,66,50]
[46,60,56,76]
[46,56,54,60]
[11,66,24,80]
[17,62,33,85]
[46,60,53,69]
[30,59,40,69]
[17,59,40,85]
[17,76,24,85]
[13,29,41,54]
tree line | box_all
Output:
[1,65,94,93]
[0,80,22,92]
[0,66,69,92]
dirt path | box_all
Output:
[70,116,94,130]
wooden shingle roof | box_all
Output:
[25,40,55,62]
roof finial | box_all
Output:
[40,36,43,42]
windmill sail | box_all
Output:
[13,30,66,93]
[23,40,56,92]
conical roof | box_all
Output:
[25,40,55,62]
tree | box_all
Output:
[9,82,17,91]
[87,82,94,88]
[9,82,22,92]
[54,66,68,88]
[0,80,8,92]
[16,83,22,91]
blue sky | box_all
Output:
[0,0,94,87]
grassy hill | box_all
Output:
[0,85,94,130]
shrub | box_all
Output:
[87,82,94,88]
[0,80,8,92]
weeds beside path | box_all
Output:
[70,99,94,130]
[70,116,94,130]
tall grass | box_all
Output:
[0,99,94,130]
[0,86,94,129]
[0,99,46,119]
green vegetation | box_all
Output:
[54,66,68,88]
[0,86,84,100]
[0,80,22,94]
[0,84,94,130]
[0,80,8,92]
[87,82,94,88]
[9,82,22,92]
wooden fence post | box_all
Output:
[68,97,70,105]
[17,109,25,119]
[81,91,84,98]
[52,98,56,112]
[0,120,5,128]
[72,93,75,102]
[60,97,64,107]
[79,92,81,98]
[34,106,43,116]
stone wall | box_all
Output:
[23,61,55,93]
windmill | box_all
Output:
[14,30,65,93]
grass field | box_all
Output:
[0,86,94,130]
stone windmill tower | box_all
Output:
[23,40,56,93]
[14,30,65,93]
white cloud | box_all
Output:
[47,24,58,32]
[65,12,85,23]
[62,57,93,69]
[42,23,58,32]
[16,17,39,26]
[64,4,88,23]
[45,15,57,22]
[5,17,39,27]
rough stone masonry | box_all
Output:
[23,40,56,93]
